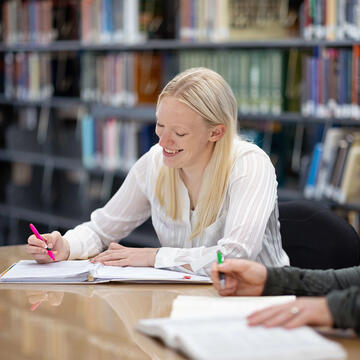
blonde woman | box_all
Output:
[26,68,289,275]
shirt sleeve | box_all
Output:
[64,153,152,260]
[326,287,360,334]
[155,150,279,276]
[263,266,360,296]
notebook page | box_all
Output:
[137,317,346,360]
[171,295,296,319]
[94,264,211,283]
[0,260,91,282]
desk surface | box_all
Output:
[1,245,359,360]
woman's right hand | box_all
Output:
[26,230,70,263]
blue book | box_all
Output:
[304,143,324,198]
[81,114,95,169]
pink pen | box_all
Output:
[29,223,55,261]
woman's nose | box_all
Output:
[158,131,173,147]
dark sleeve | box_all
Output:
[326,287,360,335]
[262,266,360,296]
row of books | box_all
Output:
[2,47,360,118]
[179,0,295,42]
[304,127,360,204]
[81,0,141,44]
[80,52,163,106]
[4,52,53,101]
[179,49,285,115]
[303,0,360,41]
[81,115,157,171]
[302,46,360,119]
[2,0,54,44]
[1,0,175,45]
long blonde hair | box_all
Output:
[155,67,238,239]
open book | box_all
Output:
[137,295,346,360]
[0,260,211,284]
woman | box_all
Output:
[211,259,360,334]
[26,67,289,275]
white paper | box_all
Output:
[0,260,211,283]
[0,260,91,282]
[171,295,296,319]
[93,264,211,283]
[137,317,346,360]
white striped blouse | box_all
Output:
[64,139,289,276]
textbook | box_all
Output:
[137,295,346,360]
[137,317,346,360]
[0,260,211,284]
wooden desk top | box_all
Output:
[1,245,359,360]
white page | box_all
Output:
[94,264,211,283]
[171,295,296,319]
[137,317,346,360]
[0,260,91,282]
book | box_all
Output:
[170,295,296,320]
[0,260,211,284]
[137,317,346,360]
[337,138,360,204]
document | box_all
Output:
[137,295,346,360]
[0,260,211,284]
[137,317,346,360]
[170,295,296,319]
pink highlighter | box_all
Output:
[29,223,55,261]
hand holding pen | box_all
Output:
[26,225,70,263]
[217,250,226,288]
[29,224,55,261]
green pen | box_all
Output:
[217,250,225,288]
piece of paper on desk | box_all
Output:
[0,260,211,283]
[137,317,346,360]
[170,295,296,319]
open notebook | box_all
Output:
[137,295,346,360]
[0,260,211,284]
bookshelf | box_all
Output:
[0,0,360,245]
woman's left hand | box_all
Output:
[247,297,334,329]
[91,242,158,267]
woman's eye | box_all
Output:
[176,133,186,137]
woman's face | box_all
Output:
[155,97,217,172]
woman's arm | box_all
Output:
[63,154,152,260]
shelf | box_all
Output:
[1,94,360,125]
[0,149,84,171]
[0,39,358,52]
[0,149,128,176]
[0,203,80,228]
[0,95,86,108]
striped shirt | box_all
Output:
[64,139,289,275]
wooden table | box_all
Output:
[1,245,359,360]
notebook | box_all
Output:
[137,317,346,360]
[0,260,211,284]
[136,295,346,360]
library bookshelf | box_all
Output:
[0,0,359,245]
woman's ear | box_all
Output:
[209,124,226,142]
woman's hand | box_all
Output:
[91,242,158,267]
[247,297,334,329]
[26,231,70,263]
[211,259,267,296]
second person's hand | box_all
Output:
[211,259,267,296]
[247,297,334,329]
[26,231,70,263]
